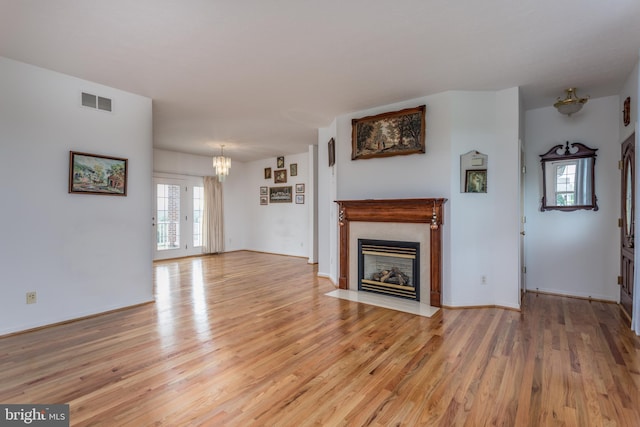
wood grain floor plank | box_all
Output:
[1,252,640,426]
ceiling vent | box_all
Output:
[81,92,112,112]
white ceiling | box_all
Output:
[1,0,639,162]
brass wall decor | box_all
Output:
[623,96,631,127]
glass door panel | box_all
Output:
[156,183,181,251]
[153,175,204,261]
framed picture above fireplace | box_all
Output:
[351,105,425,160]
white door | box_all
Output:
[153,176,204,260]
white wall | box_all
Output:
[307,145,319,263]
[245,152,310,257]
[153,148,248,252]
[524,96,620,301]
[0,57,153,335]
[317,120,337,282]
[619,61,638,144]
[448,89,520,308]
[319,89,521,308]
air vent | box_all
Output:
[97,96,112,112]
[81,92,97,108]
[81,92,112,112]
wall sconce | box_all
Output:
[554,88,589,116]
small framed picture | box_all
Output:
[277,156,285,168]
[290,163,298,176]
[274,169,287,183]
[465,169,487,193]
[296,183,305,193]
[270,186,292,203]
[328,138,335,167]
[260,186,268,195]
[264,167,272,179]
[69,151,127,196]
[296,194,305,204]
[260,195,268,205]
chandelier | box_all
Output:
[212,145,231,182]
[553,88,589,116]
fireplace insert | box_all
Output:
[358,239,419,301]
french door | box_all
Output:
[153,175,204,260]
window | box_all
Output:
[193,186,204,247]
[156,184,181,250]
[555,162,576,206]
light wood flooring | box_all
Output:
[1,251,640,426]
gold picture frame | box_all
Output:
[351,105,425,160]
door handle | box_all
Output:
[520,231,526,236]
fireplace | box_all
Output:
[358,239,419,301]
[336,198,446,307]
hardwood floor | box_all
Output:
[1,251,639,426]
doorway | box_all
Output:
[153,175,204,260]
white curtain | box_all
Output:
[202,176,224,254]
[574,159,591,205]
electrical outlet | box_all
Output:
[26,291,37,304]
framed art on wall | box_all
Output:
[269,186,292,203]
[328,138,335,166]
[69,151,127,196]
[274,169,287,183]
[264,167,272,179]
[465,169,487,193]
[351,105,425,160]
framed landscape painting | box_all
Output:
[351,105,426,160]
[69,151,127,196]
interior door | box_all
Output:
[620,134,635,319]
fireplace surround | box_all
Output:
[336,198,446,307]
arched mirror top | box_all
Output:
[540,141,598,212]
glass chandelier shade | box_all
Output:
[213,145,231,182]
[553,88,589,116]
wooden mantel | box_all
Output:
[335,198,447,307]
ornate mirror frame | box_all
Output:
[540,141,598,212]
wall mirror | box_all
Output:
[540,141,598,211]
